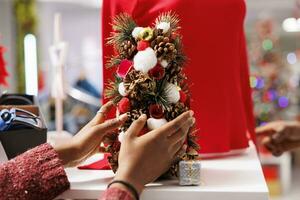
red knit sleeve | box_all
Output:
[0,143,70,200]
[99,187,135,200]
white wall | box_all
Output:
[0,0,16,92]
[37,2,103,95]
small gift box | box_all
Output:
[179,160,201,186]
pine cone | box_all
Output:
[121,108,146,132]
[124,70,156,101]
[120,40,137,59]
[151,36,177,61]
[166,62,182,84]
[166,102,189,121]
[108,154,119,172]
[153,28,164,37]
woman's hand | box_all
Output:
[53,101,127,167]
[114,111,195,194]
[256,121,300,156]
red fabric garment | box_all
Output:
[78,153,111,170]
[0,46,9,87]
[102,0,256,154]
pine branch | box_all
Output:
[107,13,137,50]
[155,11,181,31]
[104,75,123,104]
[111,13,137,32]
[155,79,172,111]
[106,55,122,69]
[187,128,200,151]
[173,36,187,66]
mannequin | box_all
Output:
[102,0,256,154]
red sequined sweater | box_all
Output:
[0,143,134,200]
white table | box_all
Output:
[57,143,269,200]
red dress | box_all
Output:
[102,0,256,154]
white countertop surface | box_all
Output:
[57,142,269,200]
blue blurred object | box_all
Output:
[0,108,44,131]
[0,109,15,131]
[75,79,101,98]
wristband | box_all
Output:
[108,180,139,200]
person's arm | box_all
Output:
[0,143,69,199]
[256,121,300,156]
[0,101,128,200]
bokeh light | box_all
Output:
[287,52,297,65]
[256,77,265,89]
[250,76,258,88]
[278,96,289,108]
[262,39,273,51]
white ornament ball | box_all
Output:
[118,82,127,96]
[156,22,171,33]
[147,117,168,130]
[165,83,180,104]
[160,59,169,68]
[132,27,144,39]
[118,131,126,143]
[133,47,157,74]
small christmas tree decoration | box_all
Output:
[105,11,199,179]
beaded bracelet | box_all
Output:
[107,180,139,200]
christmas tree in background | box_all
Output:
[104,12,199,176]
[248,18,298,126]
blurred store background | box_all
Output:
[1,0,300,199]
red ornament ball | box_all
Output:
[137,40,150,51]
[179,90,187,103]
[148,64,165,80]
[117,59,133,78]
[118,97,131,113]
[149,104,164,119]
